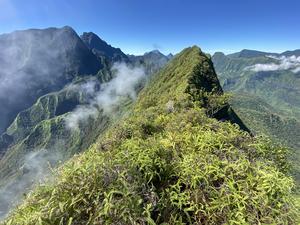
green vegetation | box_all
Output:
[212,51,300,185]
[0,32,168,218]
[0,74,128,218]
[0,78,106,182]
[4,46,298,224]
[229,93,300,149]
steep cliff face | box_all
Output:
[4,46,297,224]
[81,32,129,62]
[0,26,102,133]
[0,26,107,192]
[128,50,170,75]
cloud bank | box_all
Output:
[65,63,146,130]
[246,55,300,73]
[0,144,64,220]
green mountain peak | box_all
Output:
[4,46,297,224]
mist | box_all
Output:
[0,62,146,220]
[0,27,100,133]
[0,27,86,221]
[0,142,64,220]
[65,62,146,130]
[246,55,300,73]
[0,29,145,220]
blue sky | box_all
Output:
[0,0,299,55]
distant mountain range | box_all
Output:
[128,49,171,75]
[224,49,300,58]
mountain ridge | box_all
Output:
[0,26,102,134]
[81,32,129,62]
[220,48,300,58]
[4,46,297,224]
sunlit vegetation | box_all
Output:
[212,51,300,187]
[4,47,298,224]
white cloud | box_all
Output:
[0,143,64,220]
[65,63,146,130]
[292,67,300,73]
[0,28,83,132]
[246,55,300,73]
[65,105,98,130]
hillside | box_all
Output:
[0,62,144,219]
[0,76,118,219]
[0,26,102,134]
[0,27,172,219]
[4,47,298,224]
[212,50,300,119]
[212,50,300,184]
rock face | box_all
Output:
[81,32,129,62]
[0,26,102,133]
[0,27,109,219]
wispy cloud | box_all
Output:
[0,143,64,220]
[65,63,146,130]
[0,62,145,220]
[246,55,300,73]
[292,67,300,73]
[152,43,163,51]
[0,28,87,133]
